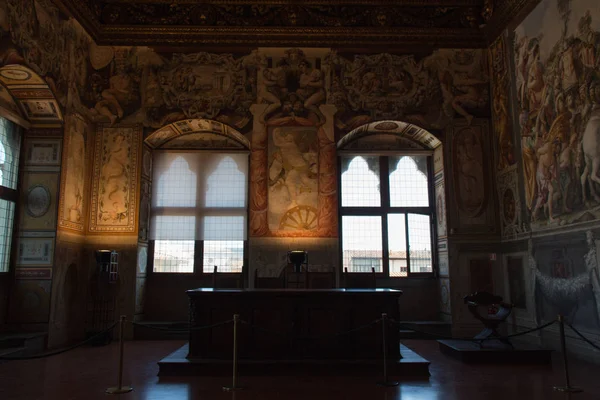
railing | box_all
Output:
[2,313,599,394]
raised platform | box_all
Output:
[158,343,430,378]
[438,339,553,364]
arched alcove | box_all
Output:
[337,120,450,321]
[0,64,63,127]
[145,118,250,151]
[337,120,441,151]
[141,118,250,320]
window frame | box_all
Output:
[338,151,437,279]
[148,149,250,276]
[0,116,23,275]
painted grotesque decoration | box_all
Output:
[268,126,319,233]
[89,125,141,233]
[515,0,600,227]
[251,49,336,238]
[489,35,515,171]
[326,49,490,132]
[59,115,87,231]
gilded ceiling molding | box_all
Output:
[483,0,541,43]
[54,0,540,49]
[52,0,489,49]
[97,26,486,49]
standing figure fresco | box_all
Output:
[515,0,600,227]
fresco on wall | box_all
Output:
[23,138,61,166]
[489,34,515,171]
[251,49,336,238]
[58,115,89,232]
[20,172,58,231]
[0,83,20,116]
[445,119,495,233]
[0,0,89,108]
[138,179,151,242]
[268,125,319,234]
[89,125,141,233]
[515,0,600,228]
[326,49,490,132]
[82,47,260,131]
[144,119,251,150]
[529,230,600,330]
[497,168,523,237]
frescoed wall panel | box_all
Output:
[489,34,515,172]
[515,0,600,229]
[23,138,61,166]
[445,119,496,234]
[58,114,91,232]
[89,124,141,233]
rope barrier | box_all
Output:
[130,319,233,333]
[565,322,600,352]
[0,322,118,361]
[129,322,189,332]
[388,318,557,342]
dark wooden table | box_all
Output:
[186,288,402,361]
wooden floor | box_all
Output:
[1,339,599,399]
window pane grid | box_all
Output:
[342,216,383,273]
[203,240,244,273]
[0,118,21,190]
[153,155,197,207]
[388,214,407,277]
[389,156,429,207]
[340,155,434,278]
[205,157,247,208]
[341,156,381,207]
[408,214,433,274]
[153,240,194,273]
[150,152,248,274]
[0,199,15,272]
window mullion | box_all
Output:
[380,156,390,277]
[405,213,411,277]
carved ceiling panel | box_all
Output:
[54,0,541,49]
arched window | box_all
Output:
[340,154,434,277]
[0,117,22,273]
[150,152,248,274]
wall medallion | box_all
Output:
[26,185,51,218]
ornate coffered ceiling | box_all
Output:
[54,0,540,50]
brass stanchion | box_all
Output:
[553,314,582,393]
[223,314,244,392]
[377,313,398,387]
[106,315,133,395]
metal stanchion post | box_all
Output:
[377,313,398,387]
[106,315,133,395]
[223,314,244,392]
[553,314,582,393]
